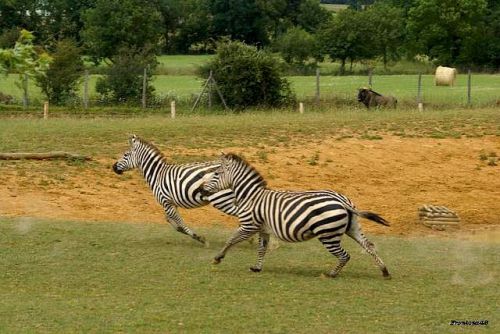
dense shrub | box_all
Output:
[34,39,84,105]
[201,40,295,110]
[96,47,157,104]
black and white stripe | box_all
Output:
[202,153,391,278]
[112,135,238,244]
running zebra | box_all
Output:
[112,135,238,244]
[202,153,391,278]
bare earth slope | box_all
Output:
[1,136,499,239]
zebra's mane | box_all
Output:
[135,137,168,162]
[225,153,267,188]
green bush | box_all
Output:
[34,39,84,105]
[201,40,295,110]
[96,47,157,104]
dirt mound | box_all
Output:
[1,136,499,239]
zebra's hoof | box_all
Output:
[322,272,337,279]
[383,274,392,280]
[212,258,221,265]
[249,266,261,273]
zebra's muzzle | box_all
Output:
[112,163,123,175]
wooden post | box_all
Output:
[83,70,89,109]
[22,74,29,109]
[467,69,472,106]
[208,70,212,110]
[368,69,373,87]
[417,73,423,111]
[171,100,176,119]
[299,102,304,114]
[43,101,49,119]
[142,67,147,108]
[315,68,320,105]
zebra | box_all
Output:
[201,153,391,278]
[112,135,239,244]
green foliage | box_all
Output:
[406,0,488,66]
[0,29,51,106]
[95,47,157,104]
[208,0,269,45]
[81,0,163,62]
[363,3,405,68]
[318,9,375,74]
[34,39,84,105]
[202,40,296,110]
[274,27,320,67]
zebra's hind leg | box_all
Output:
[165,206,206,245]
[250,232,270,272]
[319,236,351,278]
[346,219,390,279]
[213,225,259,265]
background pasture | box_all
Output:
[0,55,498,109]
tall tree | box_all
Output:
[406,0,488,65]
[318,9,375,73]
[208,0,269,45]
[364,3,405,69]
[81,0,163,62]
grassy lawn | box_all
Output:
[0,218,497,333]
[0,108,498,155]
[1,71,498,108]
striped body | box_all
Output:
[113,135,238,244]
[203,153,391,278]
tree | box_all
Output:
[35,39,84,105]
[201,40,295,109]
[0,30,51,106]
[208,0,269,46]
[364,3,405,69]
[81,0,163,62]
[317,9,375,74]
[158,0,212,54]
[273,27,319,67]
[296,0,332,33]
[95,47,157,104]
[406,0,488,66]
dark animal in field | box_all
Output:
[0,92,13,104]
[357,88,397,109]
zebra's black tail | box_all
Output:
[352,210,390,227]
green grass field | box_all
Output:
[1,73,498,109]
[0,108,498,154]
[1,218,498,333]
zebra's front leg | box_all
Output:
[250,232,270,273]
[165,205,206,245]
[213,225,259,265]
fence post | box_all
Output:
[171,100,176,119]
[22,74,29,110]
[142,67,147,108]
[299,102,304,114]
[467,69,472,106]
[417,73,423,111]
[83,70,89,109]
[315,68,320,105]
[43,101,49,119]
[368,69,373,87]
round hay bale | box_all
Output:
[435,66,457,86]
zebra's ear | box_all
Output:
[128,134,137,145]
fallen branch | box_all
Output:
[0,152,91,161]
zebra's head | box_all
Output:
[112,135,141,175]
[202,153,233,193]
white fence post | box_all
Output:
[171,100,176,119]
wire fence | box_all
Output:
[0,69,498,114]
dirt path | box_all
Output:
[1,136,499,238]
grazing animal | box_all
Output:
[112,135,239,244]
[357,88,397,109]
[202,153,391,278]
